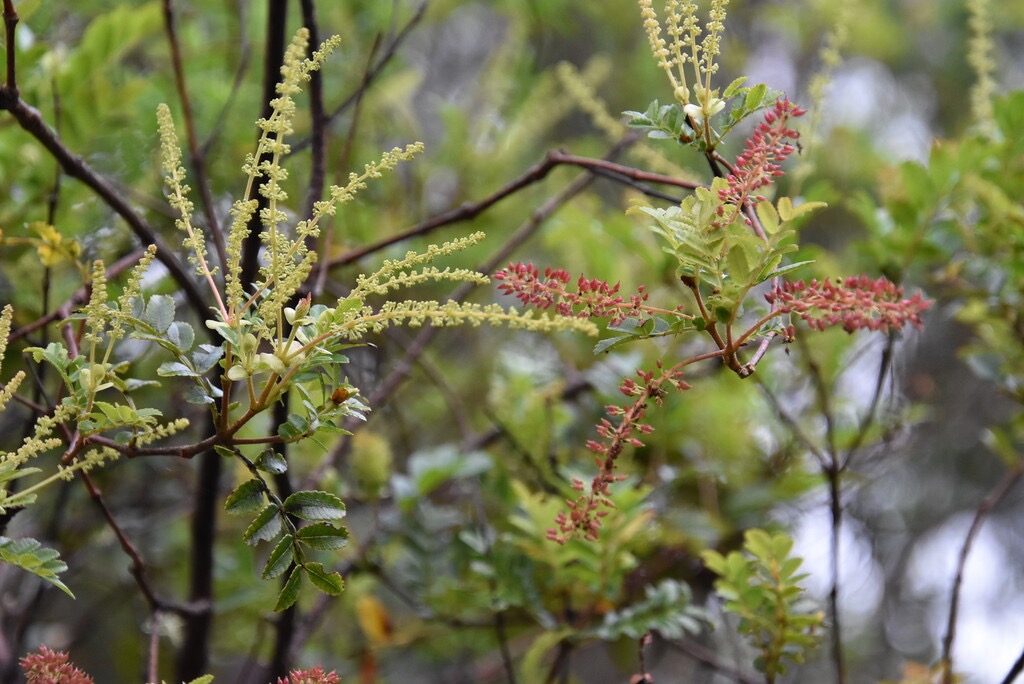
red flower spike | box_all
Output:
[717,99,806,225]
[494,262,653,325]
[766,276,932,334]
[547,363,689,545]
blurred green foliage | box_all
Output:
[2,1,1023,683]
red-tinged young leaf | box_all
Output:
[275,567,303,612]
[282,490,346,521]
[303,562,344,595]
[243,504,282,545]
[225,479,265,515]
[263,536,295,579]
[296,523,349,550]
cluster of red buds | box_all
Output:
[494,262,648,326]
[548,363,690,544]
[766,276,932,334]
[20,646,93,684]
[277,666,342,684]
[718,99,806,222]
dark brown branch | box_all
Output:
[326,146,691,269]
[0,90,208,317]
[10,249,146,343]
[79,471,204,618]
[268,399,297,680]
[1000,644,1024,684]
[161,0,227,276]
[175,414,222,681]
[308,137,638,488]
[3,0,17,93]
[240,0,288,291]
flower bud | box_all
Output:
[257,352,286,374]
[226,364,250,381]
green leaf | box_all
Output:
[157,361,198,377]
[255,448,288,474]
[278,413,309,441]
[274,566,303,612]
[722,76,748,99]
[122,378,161,392]
[521,629,573,683]
[296,522,350,551]
[762,260,814,281]
[184,677,215,684]
[744,83,768,112]
[242,504,282,545]
[144,295,176,334]
[777,197,827,222]
[593,334,634,354]
[591,579,706,640]
[192,344,224,374]
[283,490,346,521]
[167,321,195,352]
[0,463,42,485]
[224,479,265,515]
[0,537,74,597]
[303,562,344,595]
[726,244,752,283]
[756,201,780,235]
[262,536,295,580]
[183,385,216,405]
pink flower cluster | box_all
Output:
[548,363,690,544]
[20,646,93,684]
[494,262,648,325]
[766,276,932,334]
[718,99,806,221]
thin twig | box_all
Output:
[942,461,1024,684]
[161,0,227,276]
[0,90,208,317]
[79,471,204,617]
[288,2,429,156]
[310,138,639,486]
[797,336,845,684]
[999,644,1024,684]
[840,333,896,469]
[665,638,761,684]
[311,33,381,295]
[326,145,690,269]
[200,0,250,158]
[148,611,162,684]
[10,249,145,343]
